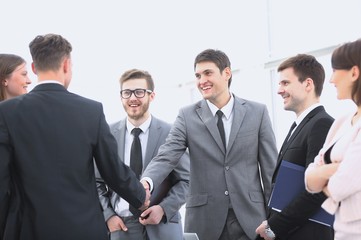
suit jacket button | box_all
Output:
[225,166,230,171]
[225,190,229,195]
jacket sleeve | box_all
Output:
[0,112,11,239]
[158,150,190,223]
[93,108,145,210]
[142,109,188,191]
[257,105,278,203]
[328,127,361,201]
[94,164,117,221]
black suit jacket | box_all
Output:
[0,83,145,240]
[268,106,334,240]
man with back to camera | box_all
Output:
[141,49,278,240]
[255,54,334,240]
[95,68,190,240]
[0,33,150,240]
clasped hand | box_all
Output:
[139,180,151,211]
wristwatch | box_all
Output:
[264,221,276,239]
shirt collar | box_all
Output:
[36,80,63,86]
[206,93,234,119]
[295,103,322,126]
[126,115,152,134]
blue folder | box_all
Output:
[268,160,334,227]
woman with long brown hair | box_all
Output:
[0,53,31,101]
[305,38,361,239]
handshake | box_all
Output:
[135,178,172,222]
[139,180,151,212]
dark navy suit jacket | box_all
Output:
[268,106,334,240]
[0,83,145,240]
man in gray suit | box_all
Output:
[141,49,278,240]
[96,69,190,240]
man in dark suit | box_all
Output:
[141,49,278,240]
[0,33,150,240]
[256,54,334,239]
[95,69,189,240]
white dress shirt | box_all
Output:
[114,116,152,217]
[207,93,235,147]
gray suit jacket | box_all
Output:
[96,116,189,240]
[142,95,278,240]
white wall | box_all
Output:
[1,0,361,231]
[263,0,361,148]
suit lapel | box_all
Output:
[281,107,324,161]
[196,100,225,154]
[227,97,246,154]
[111,120,126,163]
[144,117,162,167]
[277,121,305,163]
[323,114,355,151]
[114,117,162,170]
[276,106,325,171]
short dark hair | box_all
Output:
[194,49,232,87]
[331,39,361,106]
[29,33,72,72]
[278,54,325,97]
[119,69,155,91]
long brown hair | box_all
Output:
[0,54,26,101]
[332,38,361,106]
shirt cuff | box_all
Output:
[141,177,153,192]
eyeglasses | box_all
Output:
[120,88,153,99]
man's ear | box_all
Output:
[31,62,37,74]
[149,91,155,103]
[304,78,314,93]
[224,67,232,81]
[63,58,71,74]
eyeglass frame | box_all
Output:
[120,88,153,99]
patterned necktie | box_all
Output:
[216,110,226,149]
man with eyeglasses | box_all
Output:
[120,88,153,99]
[95,69,190,240]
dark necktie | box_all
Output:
[286,122,297,141]
[130,128,143,179]
[216,110,226,149]
[275,122,297,182]
[129,128,142,216]
[280,122,297,151]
